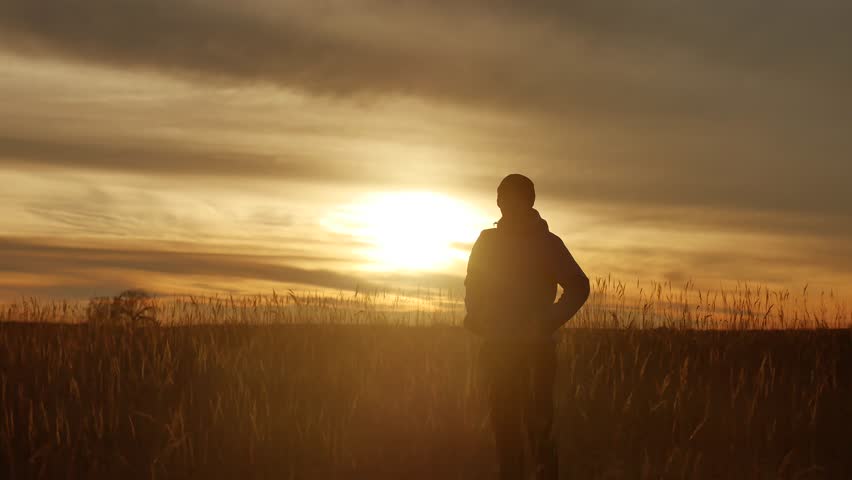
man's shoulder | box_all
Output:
[476,227,499,241]
[471,228,500,251]
[545,231,565,244]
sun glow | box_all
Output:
[325,191,488,271]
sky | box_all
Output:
[0,0,850,300]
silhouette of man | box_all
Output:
[464,174,590,480]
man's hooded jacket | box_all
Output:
[464,208,588,341]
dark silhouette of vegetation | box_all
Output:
[86,289,158,327]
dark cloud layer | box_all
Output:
[0,237,467,298]
[1,0,849,219]
[0,1,849,121]
[0,133,337,180]
[0,236,369,294]
[3,122,849,225]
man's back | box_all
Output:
[464,208,587,341]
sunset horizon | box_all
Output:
[2,2,851,302]
[2,3,851,478]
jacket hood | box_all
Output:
[496,208,550,234]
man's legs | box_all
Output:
[527,345,558,480]
[482,344,527,480]
[491,377,525,480]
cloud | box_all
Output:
[0,132,336,180]
[0,236,469,299]
[0,236,372,296]
[0,0,848,122]
[1,0,850,221]
[560,203,852,247]
[577,237,852,290]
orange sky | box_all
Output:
[1,1,851,300]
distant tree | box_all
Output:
[86,289,159,327]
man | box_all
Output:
[464,174,590,480]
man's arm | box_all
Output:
[545,237,590,333]
[463,231,489,336]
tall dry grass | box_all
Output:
[2,277,849,329]
[0,278,850,478]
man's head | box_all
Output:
[497,174,535,215]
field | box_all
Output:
[1,280,850,479]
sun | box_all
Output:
[324,191,488,271]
